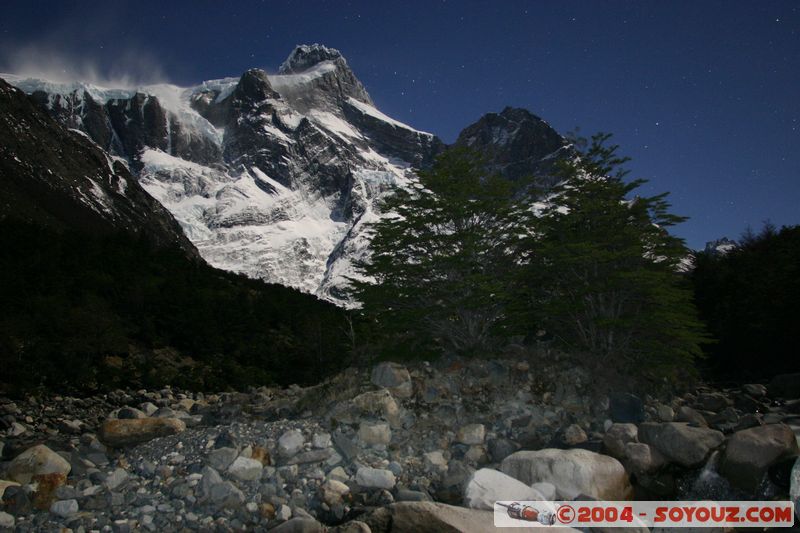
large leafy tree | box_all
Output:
[349,148,522,357]
[520,134,707,376]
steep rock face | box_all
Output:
[342,98,446,169]
[0,79,196,255]
[455,106,570,187]
[27,86,222,168]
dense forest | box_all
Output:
[0,220,352,395]
[691,224,800,381]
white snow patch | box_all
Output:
[270,61,338,93]
[346,97,432,135]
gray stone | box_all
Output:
[720,423,800,490]
[563,424,588,446]
[209,481,245,508]
[207,446,238,471]
[371,362,412,398]
[424,450,448,472]
[501,448,632,500]
[312,432,332,449]
[531,481,557,500]
[139,402,158,416]
[695,392,731,412]
[464,468,545,510]
[116,407,147,419]
[0,511,13,528]
[327,466,349,482]
[355,466,396,489]
[624,442,666,474]
[320,479,350,505]
[456,424,485,445]
[2,485,31,515]
[105,467,128,491]
[50,498,79,518]
[487,438,517,462]
[286,448,333,465]
[381,501,557,533]
[358,422,391,446]
[350,389,403,427]
[227,456,263,481]
[198,466,222,502]
[278,429,305,458]
[656,404,675,422]
[603,423,638,459]
[277,503,293,521]
[676,405,708,427]
[639,422,724,468]
[0,480,21,500]
[333,431,359,461]
[743,384,767,397]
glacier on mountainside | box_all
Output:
[2,44,438,304]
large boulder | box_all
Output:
[638,422,724,468]
[6,445,71,484]
[500,448,632,500]
[463,468,545,510]
[720,423,799,491]
[98,417,186,447]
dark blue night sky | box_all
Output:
[1,0,797,249]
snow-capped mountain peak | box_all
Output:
[2,45,568,305]
[279,43,346,74]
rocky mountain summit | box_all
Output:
[1,356,798,531]
[2,44,568,303]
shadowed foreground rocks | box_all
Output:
[0,357,799,531]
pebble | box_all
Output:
[50,498,79,518]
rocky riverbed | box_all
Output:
[1,354,799,532]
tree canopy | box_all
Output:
[521,133,708,377]
[351,135,707,380]
[348,148,521,357]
